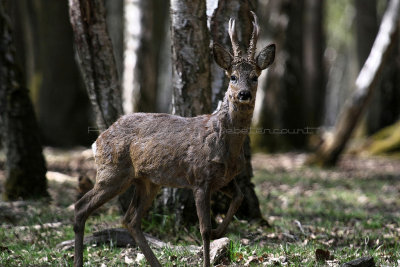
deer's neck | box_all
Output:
[214,94,254,159]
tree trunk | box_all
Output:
[303,0,325,128]
[230,136,264,221]
[69,0,130,210]
[118,0,169,214]
[10,0,39,97]
[159,0,212,227]
[132,0,169,112]
[9,0,92,147]
[252,0,307,151]
[209,0,256,109]
[170,0,211,117]
[356,0,400,135]
[355,0,380,134]
[209,0,264,222]
[307,0,400,167]
[104,0,124,78]
[376,35,400,129]
[68,0,123,132]
[0,1,48,200]
[355,0,378,69]
[31,0,92,147]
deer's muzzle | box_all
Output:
[237,91,252,103]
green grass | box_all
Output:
[1,155,400,266]
[248,167,400,266]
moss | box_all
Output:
[4,167,49,201]
[28,71,42,111]
[249,126,293,153]
[365,122,400,155]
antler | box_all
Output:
[229,18,242,59]
[247,11,259,61]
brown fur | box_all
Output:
[73,13,275,267]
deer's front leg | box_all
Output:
[193,185,211,267]
[211,179,244,239]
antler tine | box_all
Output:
[247,11,259,61]
[229,18,241,58]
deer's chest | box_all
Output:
[207,152,244,190]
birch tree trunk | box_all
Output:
[69,0,123,132]
[307,0,400,166]
[105,0,124,78]
[170,0,211,117]
[69,0,130,210]
[209,0,264,222]
[356,0,400,135]
[132,0,169,112]
[160,0,212,226]
[355,0,380,134]
[0,1,48,200]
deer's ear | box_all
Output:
[256,44,275,70]
[213,43,233,70]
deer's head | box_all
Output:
[213,12,275,110]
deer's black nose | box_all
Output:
[238,91,252,101]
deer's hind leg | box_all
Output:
[123,180,161,267]
[74,167,133,267]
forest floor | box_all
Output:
[0,148,399,266]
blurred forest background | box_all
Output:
[1,0,400,265]
[2,0,399,199]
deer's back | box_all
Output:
[94,113,232,189]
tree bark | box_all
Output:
[170,0,211,117]
[69,0,130,210]
[303,0,325,128]
[355,0,381,134]
[307,0,400,167]
[209,0,256,109]
[104,0,124,78]
[253,0,307,151]
[355,0,378,69]
[0,1,48,200]
[209,0,264,222]
[159,0,212,227]
[132,0,169,112]
[32,0,92,147]
[68,0,123,132]
[356,0,400,135]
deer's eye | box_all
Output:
[252,76,258,82]
[230,75,237,82]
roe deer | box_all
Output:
[73,11,275,267]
